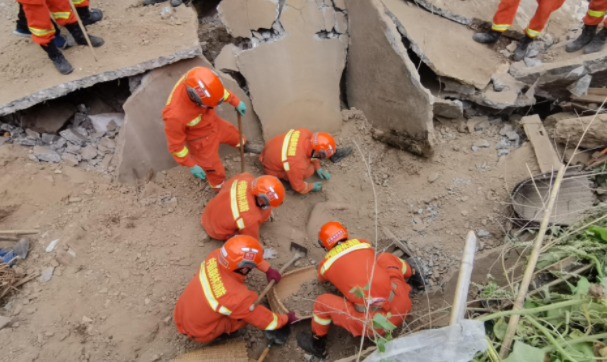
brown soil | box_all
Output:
[0,108,522,361]
[283,279,340,318]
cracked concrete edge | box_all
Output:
[410,0,472,26]
[0,47,203,117]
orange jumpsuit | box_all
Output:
[174,249,288,343]
[17,0,77,46]
[311,239,413,337]
[201,172,272,241]
[72,0,89,7]
[163,76,243,191]
[584,0,607,26]
[491,0,566,38]
[260,128,321,194]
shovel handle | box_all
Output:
[249,254,301,311]
[257,347,271,362]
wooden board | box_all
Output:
[521,115,562,173]
[268,266,317,320]
[170,341,249,362]
[572,94,607,104]
[588,88,607,96]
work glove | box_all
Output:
[287,311,300,325]
[266,267,282,283]
[189,165,206,180]
[265,324,291,342]
[316,168,331,180]
[311,182,322,192]
[236,101,247,116]
[407,268,425,291]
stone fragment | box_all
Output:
[50,138,67,151]
[101,154,113,169]
[506,41,517,52]
[473,140,489,148]
[215,45,239,72]
[82,316,93,323]
[33,146,61,163]
[428,173,440,183]
[433,99,463,119]
[524,57,543,68]
[62,153,80,167]
[59,129,87,146]
[498,149,510,157]
[499,124,513,135]
[89,113,125,133]
[98,138,116,150]
[13,136,38,146]
[506,131,519,142]
[26,129,41,139]
[65,143,81,154]
[41,133,60,145]
[0,316,10,330]
[495,139,510,150]
[80,145,98,161]
[40,267,54,282]
[567,74,592,97]
[477,229,490,238]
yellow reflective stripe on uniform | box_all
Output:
[265,313,279,330]
[526,28,540,37]
[400,258,407,274]
[29,27,55,36]
[281,129,295,172]
[172,146,189,158]
[52,12,71,19]
[219,306,232,315]
[313,314,332,325]
[223,89,230,101]
[72,0,86,4]
[588,9,607,17]
[230,180,245,229]
[321,243,372,276]
[210,181,224,189]
[491,23,510,31]
[199,262,220,311]
[166,76,185,106]
[187,115,201,127]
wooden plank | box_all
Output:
[572,94,607,104]
[588,88,607,96]
[0,230,39,235]
[521,115,562,173]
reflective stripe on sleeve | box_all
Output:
[588,9,606,17]
[72,0,86,4]
[281,129,295,172]
[265,313,279,330]
[230,180,245,229]
[525,28,540,38]
[491,23,510,31]
[166,76,185,106]
[313,314,332,326]
[187,115,201,127]
[52,11,71,19]
[172,146,189,158]
[320,242,372,276]
[223,89,230,101]
[210,181,225,189]
[199,263,219,311]
[29,27,55,37]
[219,306,232,315]
[400,259,407,274]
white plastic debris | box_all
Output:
[263,248,277,260]
[363,320,487,362]
[45,239,60,253]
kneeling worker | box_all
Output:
[260,129,348,194]
[202,173,285,241]
[297,222,424,358]
[174,235,298,343]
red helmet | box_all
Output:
[250,176,285,208]
[318,221,348,250]
[311,133,336,158]
[184,67,226,107]
[218,235,265,272]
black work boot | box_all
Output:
[76,7,103,26]
[297,333,328,359]
[143,0,168,5]
[472,30,502,44]
[566,25,597,52]
[513,35,533,61]
[330,147,352,163]
[41,42,74,75]
[584,27,607,54]
[65,23,104,47]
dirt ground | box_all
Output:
[0,110,530,361]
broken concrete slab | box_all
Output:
[237,33,346,140]
[383,0,507,90]
[218,0,278,39]
[33,146,61,163]
[89,114,125,134]
[346,0,434,155]
[214,44,240,73]
[0,4,201,116]
[522,115,562,173]
[116,57,262,183]
[59,129,88,146]
[323,7,336,31]
[20,102,74,134]
[433,99,463,119]
[551,114,607,149]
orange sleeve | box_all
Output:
[287,165,312,194]
[239,223,261,241]
[311,159,321,171]
[228,290,288,330]
[257,260,270,273]
[162,109,196,168]
[225,89,241,108]
[376,253,412,279]
[317,260,328,282]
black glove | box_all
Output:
[265,324,291,345]
[407,267,425,290]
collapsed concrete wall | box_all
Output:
[115,57,262,183]
[345,0,434,155]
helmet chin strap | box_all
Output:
[254,195,270,210]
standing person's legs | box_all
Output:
[491,0,522,33]
[568,0,607,53]
[15,4,30,36]
[19,1,57,46]
[525,0,567,38]
[584,0,607,26]
[72,0,104,26]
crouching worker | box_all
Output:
[297,222,424,358]
[202,173,285,241]
[174,235,298,344]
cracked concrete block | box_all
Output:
[301,0,326,34]
[568,74,592,97]
[218,0,278,39]
[116,57,262,183]
[335,12,348,33]
[215,44,239,72]
[383,0,507,90]
[34,146,61,163]
[237,33,346,140]
[433,99,463,119]
[281,6,306,34]
[323,7,335,31]
[286,0,308,9]
[333,0,346,9]
[346,0,434,156]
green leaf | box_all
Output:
[364,283,370,291]
[387,312,392,319]
[503,341,546,362]
[573,277,590,296]
[372,313,397,333]
[588,226,607,243]
[376,336,387,353]
[493,317,508,341]
[349,287,357,294]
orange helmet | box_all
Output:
[318,221,348,250]
[311,133,336,158]
[218,235,264,273]
[184,67,226,108]
[250,176,285,209]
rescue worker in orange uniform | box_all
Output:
[260,129,344,194]
[296,222,425,358]
[16,0,104,75]
[472,0,566,61]
[202,173,285,241]
[163,67,249,192]
[566,0,607,54]
[174,235,298,344]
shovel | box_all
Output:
[256,327,290,362]
[249,242,308,311]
